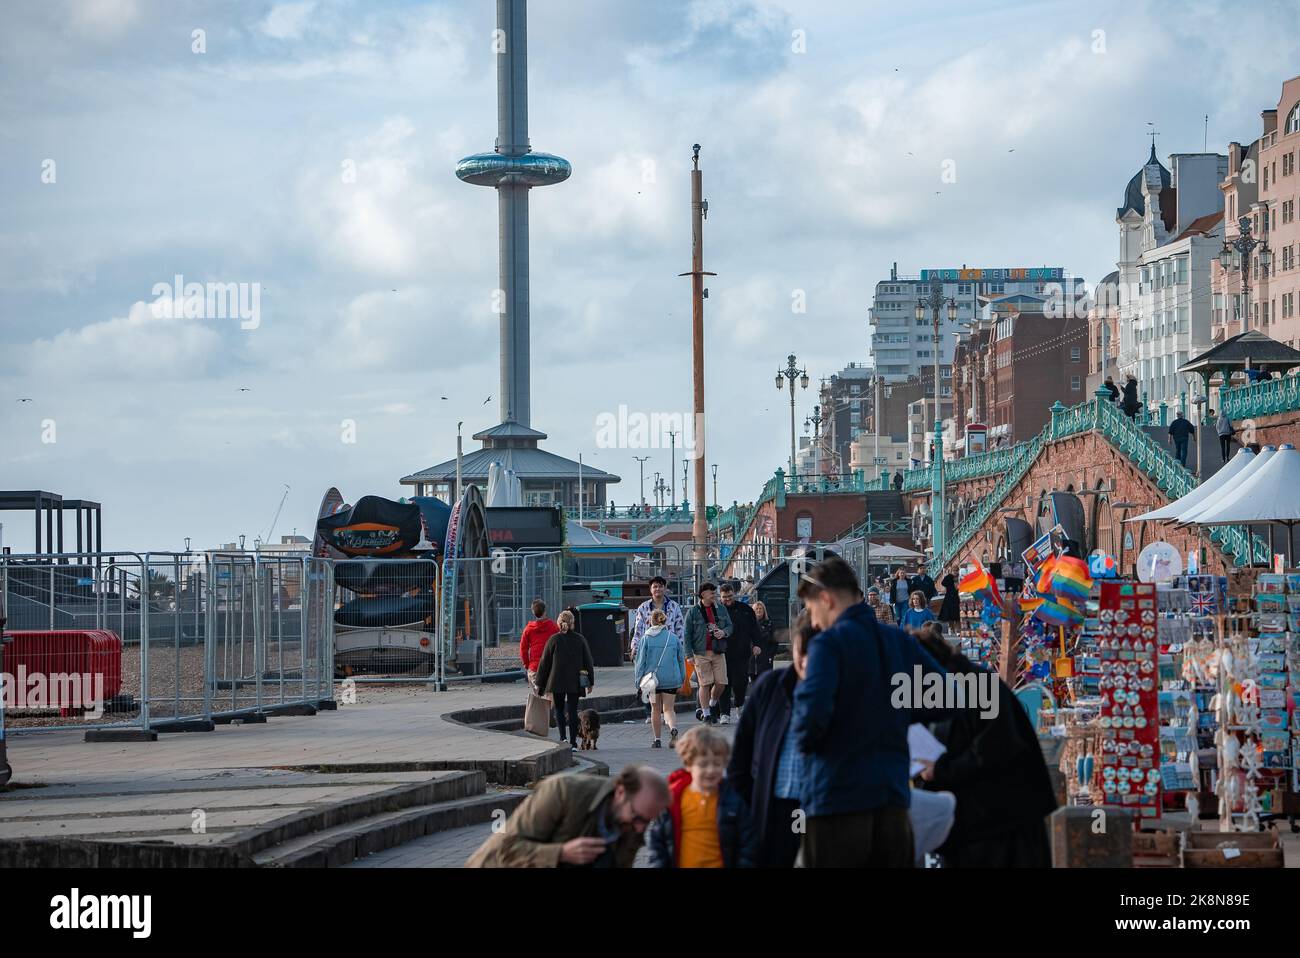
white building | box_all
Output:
[850,433,910,482]
[1115,146,1228,412]
[869,262,1084,384]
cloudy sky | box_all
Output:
[2,0,1297,552]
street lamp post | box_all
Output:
[805,404,824,478]
[711,463,718,510]
[916,283,956,562]
[1219,213,1273,401]
[668,430,676,511]
[634,455,650,507]
[775,353,809,478]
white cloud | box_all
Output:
[65,0,139,37]
[259,2,316,41]
[27,298,224,382]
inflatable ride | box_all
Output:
[315,485,494,676]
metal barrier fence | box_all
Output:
[438,551,561,684]
[0,552,333,733]
[328,550,561,685]
[331,556,441,681]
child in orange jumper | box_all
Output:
[644,726,758,867]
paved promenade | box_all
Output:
[6,668,639,786]
[346,706,737,867]
[0,668,641,847]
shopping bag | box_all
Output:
[524,691,551,736]
[679,658,695,697]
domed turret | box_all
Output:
[1117,143,1170,219]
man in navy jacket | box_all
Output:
[790,556,947,867]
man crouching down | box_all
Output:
[465,765,670,868]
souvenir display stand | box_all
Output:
[1096,581,1162,823]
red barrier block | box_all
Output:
[2,630,124,716]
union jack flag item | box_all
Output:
[1190,592,1217,615]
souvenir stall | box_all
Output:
[1096,443,1300,832]
[1180,444,1300,830]
[953,559,1004,670]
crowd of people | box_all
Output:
[486,556,1057,868]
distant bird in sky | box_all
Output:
[483,396,491,405]
[440,396,449,400]
[17,398,32,402]
[238,387,251,392]
[1008,148,1015,152]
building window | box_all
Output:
[1071,376,1081,391]
[1288,103,1300,135]
[1070,346,1081,362]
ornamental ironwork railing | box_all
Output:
[1219,373,1300,421]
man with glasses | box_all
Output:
[791,556,947,867]
[466,765,670,867]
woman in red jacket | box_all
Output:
[519,599,559,691]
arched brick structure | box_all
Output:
[901,431,1230,576]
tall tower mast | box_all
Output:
[456,0,570,429]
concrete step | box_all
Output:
[226,770,485,862]
[252,789,529,867]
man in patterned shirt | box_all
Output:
[631,576,686,721]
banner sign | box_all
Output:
[920,267,1064,282]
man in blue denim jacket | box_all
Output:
[790,556,947,867]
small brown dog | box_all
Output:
[577,709,600,750]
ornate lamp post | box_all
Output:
[805,404,824,477]
[1219,213,1273,401]
[916,284,957,564]
[775,353,809,478]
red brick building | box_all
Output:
[991,300,1089,442]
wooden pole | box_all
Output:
[683,145,715,571]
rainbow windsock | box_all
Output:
[1034,554,1057,595]
[958,561,991,594]
[1034,594,1082,627]
[1050,554,1093,602]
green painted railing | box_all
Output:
[936,396,1267,569]
[783,473,868,495]
[737,396,1271,570]
[1220,373,1300,421]
[837,515,917,541]
[938,433,1045,570]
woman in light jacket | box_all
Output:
[633,610,686,750]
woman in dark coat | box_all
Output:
[748,600,778,677]
[727,612,816,867]
[913,626,1057,867]
[535,610,595,749]
[937,573,961,629]
[1120,376,1141,419]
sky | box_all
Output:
[2,0,1298,553]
